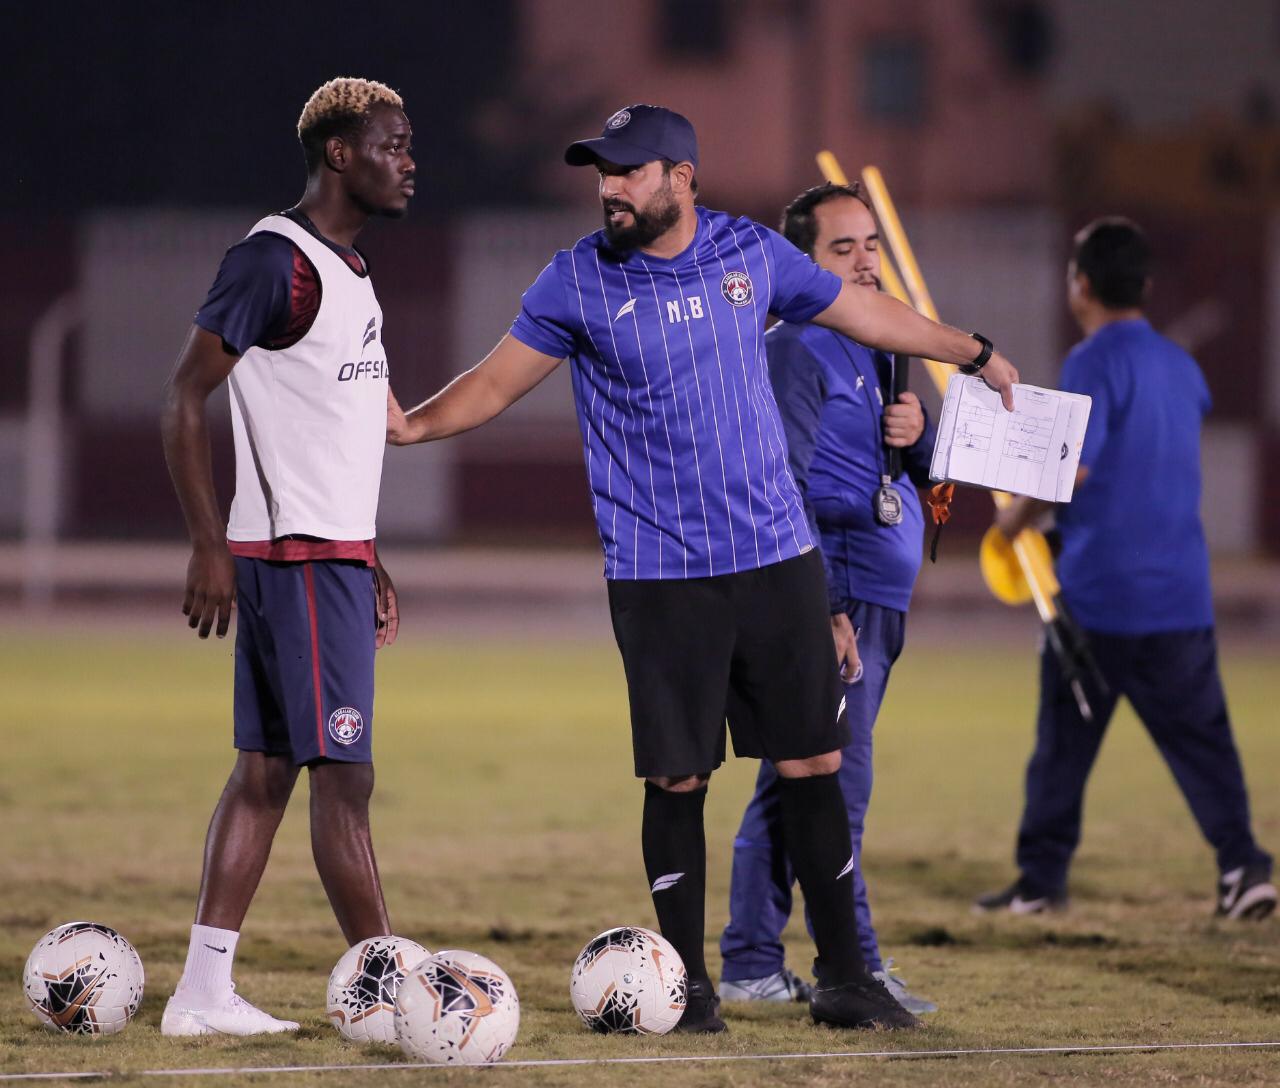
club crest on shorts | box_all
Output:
[328,707,364,746]
[721,270,753,307]
[606,108,631,129]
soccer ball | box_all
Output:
[394,949,519,1064]
[569,925,686,1034]
[327,935,431,1043]
[23,922,145,1035]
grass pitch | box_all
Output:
[2,621,1278,1085]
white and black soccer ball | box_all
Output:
[23,922,145,1035]
[327,935,431,1043]
[569,925,686,1034]
[394,949,519,1065]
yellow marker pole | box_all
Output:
[817,151,1060,621]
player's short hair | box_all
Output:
[1072,217,1150,309]
[781,182,874,256]
[297,77,404,172]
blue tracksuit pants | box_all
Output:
[720,600,904,980]
[1017,626,1271,893]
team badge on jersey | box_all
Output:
[606,108,631,129]
[721,270,753,307]
[328,706,364,746]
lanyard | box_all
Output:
[826,330,904,527]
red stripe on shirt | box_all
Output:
[228,539,375,565]
[303,563,327,758]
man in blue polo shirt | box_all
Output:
[976,217,1275,920]
[389,105,1022,1031]
[719,182,938,1014]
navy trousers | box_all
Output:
[1017,626,1270,894]
[720,600,904,980]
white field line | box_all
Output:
[1,1040,1279,1081]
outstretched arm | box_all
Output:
[810,283,1020,409]
[388,334,563,446]
[160,326,240,639]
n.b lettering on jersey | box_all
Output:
[664,295,705,323]
[510,205,843,581]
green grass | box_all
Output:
[2,627,1278,1086]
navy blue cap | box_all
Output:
[564,104,698,168]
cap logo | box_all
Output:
[721,270,754,308]
[606,109,632,130]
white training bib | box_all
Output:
[226,215,387,543]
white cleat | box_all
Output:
[161,987,300,1037]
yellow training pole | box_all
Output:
[817,151,1061,618]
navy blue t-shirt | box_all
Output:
[1055,318,1214,633]
[767,322,933,614]
[195,210,366,355]
[510,205,843,580]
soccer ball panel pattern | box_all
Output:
[394,949,519,1064]
[569,925,686,1035]
[326,935,431,1043]
[23,921,145,1036]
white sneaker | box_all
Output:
[720,967,812,1003]
[873,960,938,1015]
[161,986,299,1037]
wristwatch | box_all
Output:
[960,333,993,375]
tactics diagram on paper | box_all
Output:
[929,374,1092,502]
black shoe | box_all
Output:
[1216,863,1277,920]
[675,977,727,1034]
[973,876,1068,915]
[810,974,919,1030]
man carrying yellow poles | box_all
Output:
[817,151,1104,725]
[720,177,941,1014]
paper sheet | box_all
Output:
[929,375,1092,502]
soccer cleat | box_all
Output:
[1216,864,1277,921]
[873,959,938,1015]
[720,967,812,1003]
[972,877,1068,915]
[161,986,300,1037]
[810,973,919,1030]
[674,977,727,1033]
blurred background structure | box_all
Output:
[4,0,1280,607]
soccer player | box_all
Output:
[388,105,1020,1030]
[159,77,415,1035]
[719,182,938,1015]
[975,218,1276,920]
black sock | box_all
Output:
[642,782,709,985]
[778,772,865,986]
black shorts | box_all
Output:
[607,551,850,778]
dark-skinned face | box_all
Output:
[342,104,416,218]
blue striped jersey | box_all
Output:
[510,206,842,580]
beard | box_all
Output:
[603,183,681,251]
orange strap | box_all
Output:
[926,483,955,563]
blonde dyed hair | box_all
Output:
[297,78,404,170]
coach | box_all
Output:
[976,218,1275,920]
[719,182,937,1013]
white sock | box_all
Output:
[175,924,239,1000]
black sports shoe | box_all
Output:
[810,974,919,1030]
[675,977,727,1033]
[1216,863,1277,920]
[973,876,1068,915]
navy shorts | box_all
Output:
[233,557,376,765]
